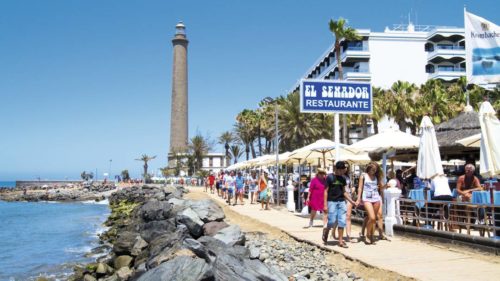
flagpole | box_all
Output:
[463,5,470,107]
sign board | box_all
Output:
[300,79,372,114]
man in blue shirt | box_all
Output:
[234,171,245,206]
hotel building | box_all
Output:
[291,23,466,140]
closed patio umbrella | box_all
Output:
[417,116,444,179]
[479,101,500,177]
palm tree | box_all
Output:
[420,80,454,125]
[189,134,210,173]
[135,154,156,181]
[218,131,235,166]
[229,145,243,164]
[278,90,326,151]
[235,109,258,160]
[386,81,418,132]
[370,86,387,134]
[329,17,361,144]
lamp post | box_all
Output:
[109,159,112,180]
[263,97,280,206]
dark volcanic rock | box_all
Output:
[187,199,225,223]
[139,220,176,243]
[202,221,229,237]
[138,200,172,222]
[176,207,204,238]
[113,231,138,255]
[136,256,213,281]
[213,225,245,246]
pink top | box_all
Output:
[308,176,326,211]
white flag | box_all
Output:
[464,10,500,85]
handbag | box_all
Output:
[301,206,309,215]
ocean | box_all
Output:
[0,181,16,188]
[0,200,110,280]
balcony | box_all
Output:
[428,67,465,81]
[344,69,372,81]
[427,45,465,63]
[318,46,370,79]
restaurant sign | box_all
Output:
[300,79,372,114]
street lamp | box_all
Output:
[262,96,280,206]
[109,159,112,180]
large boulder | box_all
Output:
[146,227,190,269]
[139,220,176,243]
[131,236,148,256]
[136,256,213,281]
[195,236,249,263]
[212,252,287,281]
[113,255,133,269]
[113,231,139,255]
[138,200,172,222]
[213,225,245,246]
[187,199,225,223]
[243,258,288,281]
[202,221,229,236]
[175,208,204,238]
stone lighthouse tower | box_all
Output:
[169,22,189,153]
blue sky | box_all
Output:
[0,0,498,180]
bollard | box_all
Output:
[286,180,295,212]
[384,187,401,236]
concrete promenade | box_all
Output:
[191,187,500,281]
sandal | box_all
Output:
[338,243,349,248]
[379,235,391,241]
[322,228,330,244]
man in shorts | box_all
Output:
[224,171,236,204]
[323,161,357,248]
[234,171,245,205]
[208,172,215,194]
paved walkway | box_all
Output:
[191,187,500,281]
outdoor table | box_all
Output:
[471,191,491,204]
[494,191,500,205]
[408,189,431,209]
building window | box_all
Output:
[424,43,434,52]
[209,157,213,167]
[425,64,435,73]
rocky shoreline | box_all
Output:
[0,183,115,202]
[59,184,363,281]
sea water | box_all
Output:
[0,201,110,280]
[0,181,16,188]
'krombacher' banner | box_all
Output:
[464,10,500,85]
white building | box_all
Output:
[168,152,227,175]
[292,23,465,92]
[291,23,466,141]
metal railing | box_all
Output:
[393,198,500,238]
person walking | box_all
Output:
[208,172,215,194]
[224,171,236,205]
[258,169,270,210]
[234,171,245,205]
[247,171,258,204]
[323,161,357,247]
[305,168,327,228]
[356,162,383,245]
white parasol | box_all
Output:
[479,101,500,177]
[417,116,444,179]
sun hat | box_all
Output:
[262,168,269,174]
[317,167,327,174]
